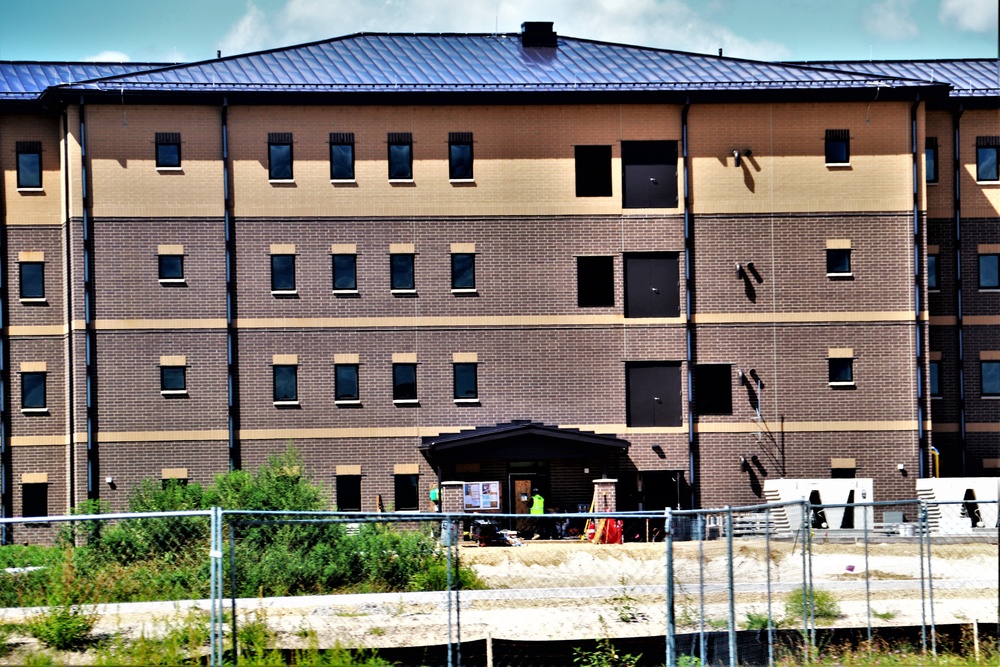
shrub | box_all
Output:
[26,604,96,651]
[784,586,840,621]
[409,560,486,592]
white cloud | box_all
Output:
[939,0,998,33]
[84,50,131,62]
[861,0,918,41]
[219,0,790,60]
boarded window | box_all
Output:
[626,362,682,427]
[621,141,677,208]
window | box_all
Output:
[575,145,612,197]
[925,137,938,183]
[271,254,296,293]
[332,254,357,291]
[21,372,46,410]
[982,361,1000,396]
[694,364,733,416]
[268,132,293,180]
[19,262,44,300]
[626,361,682,427]
[158,255,184,282]
[388,132,413,180]
[979,254,999,289]
[330,132,355,180]
[577,256,614,307]
[273,364,298,403]
[390,254,415,291]
[928,253,939,290]
[826,248,852,276]
[976,136,999,182]
[828,358,854,385]
[336,475,362,511]
[160,366,187,394]
[22,483,48,518]
[394,474,419,511]
[451,253,475,291]
[155,132,181,168]
[624,253,679,318]
[929,360,941,397]
[335,364,360,403]
[449,132,473,180]
[453,363,479,402]
[16,141,42,189]
[621,141,678,208]
[825,129,850,165]
[393,363,418,402]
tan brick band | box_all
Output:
[825,239,852,249]
[330,243,357,254]
[450,243,476,253]
[979,351,1000,360]
[392,353,418,363]
[452,352,478,363]
[272,354,298,365]
[18,251,45,262]
[270,243,296,254]
[20,361,47,372]
[334,353,360,364]
[159,355,187,366]
[337,465,362,475]
[161,468,188,479]
[394,464,420,475]
[926,245,940,254]
[977,244,1000,253]
[389,243,415,254]
[828,348,854,358]
[157,244,184,255]
[21,473,49,484]
[929,351,942,360]
[831,458,856,469]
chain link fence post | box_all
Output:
[765,505,774,667]
[665,508,675,667]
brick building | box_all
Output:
[0,24,996,532]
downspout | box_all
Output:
[62,111,76,508]
[911,97,928,478]
[222,98,240,471]
[681,98,696,508]
[0,116,10,542]
[79,97,98,498]
[952,105,966,474]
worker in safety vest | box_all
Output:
[529,488,546,538]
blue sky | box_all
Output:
[0,0,996,63]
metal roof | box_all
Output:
[794,59,1000,97]
[0,62,169,100]
[46,33,934,95]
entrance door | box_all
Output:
[512,478,532,514]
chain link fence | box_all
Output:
[0,500,995,665]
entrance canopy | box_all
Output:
[419,420,629,462]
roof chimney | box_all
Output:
[520,22,557,48]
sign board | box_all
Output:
[463,481,500,510]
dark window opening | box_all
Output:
[976,137,999,182]
[694,364,733,416]
[982,361,1000,396]
[831,468,856,480]
[271,254,296,292]
[332,254,357,291]
[621,141,678,208]
[16,141,42,189]
[826,248,852,275]
[22,483,48,518]
[925,137,938,183]
[626,362,682,427]
[160,366,187,392]
[575,145,612,197]
[268,132,293,180]
[394,474,419,511]
[390,254,415,290]
[449,132,473,180]
[927,254,939,290]
[929,360,940,397]
[21,372,46,409]
[330,132,355,180]
[155,132,181,168]
[273,365,298,402]
[393,363,418,401]
[335,364,360,401]
[19,262,44,299]
[388,132,413,180]
[825,129,850,164]
[337,476,362,511]
[577,256,615,307]
[451,253,475,290]
[829,358,854,385]
[624,253,679,318]
[979,254,999,289]
[454,363,478,400]
[158,255,184,280]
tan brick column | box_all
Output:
[592,478,618,513]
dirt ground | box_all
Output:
[2,537,996,656]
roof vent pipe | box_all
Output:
[521,22,557,48]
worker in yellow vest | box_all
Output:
[529,488,545,539]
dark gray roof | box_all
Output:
[49,33,932,95]
[794,59,1000,97]
[421,420,628,449]
[0,62,170,100]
